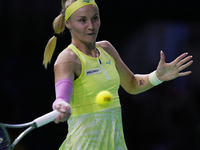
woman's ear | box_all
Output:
[65,21,71,30]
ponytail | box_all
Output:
[43,12,65,69]
[43,0,76,69]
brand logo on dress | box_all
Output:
[82,0,92,3]
[106,59,111,65]
[85,68,101,76]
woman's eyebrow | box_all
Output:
[77,13,99,18]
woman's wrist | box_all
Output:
[53,99,72,113]
[149,70,163,86]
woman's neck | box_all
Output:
[71,40,99,57]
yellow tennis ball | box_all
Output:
[96,91,113,107]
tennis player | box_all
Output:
[43,0,193,149]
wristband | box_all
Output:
[149,71,163,86]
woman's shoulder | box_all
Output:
[96,40,113,50]
[54,47,79,66]
[96,40,120,61]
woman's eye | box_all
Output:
[93,16,98,21]
[79,19,86,23]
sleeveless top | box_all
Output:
[68,44,121,116]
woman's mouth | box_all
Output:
[87,33,95,35]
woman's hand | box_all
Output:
[54,102,71,124]
[156,51,193,81]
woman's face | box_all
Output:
[66,5,100,44]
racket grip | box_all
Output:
[34,110,59,128]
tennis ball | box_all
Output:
[96,90,113,107]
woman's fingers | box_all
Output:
[178,59,193,72]
[176,55,193,68]
[54,104,71,124]
[174,53,188,63]
[178,71,192,77]
[159,51,166,64]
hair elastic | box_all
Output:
[65,0,98,21]
[53,32,59,37]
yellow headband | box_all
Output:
[65,0,98,22]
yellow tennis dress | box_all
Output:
[59,44,127,150]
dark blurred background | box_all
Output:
[0,0,200,150]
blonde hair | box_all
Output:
[43,0,76,69]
